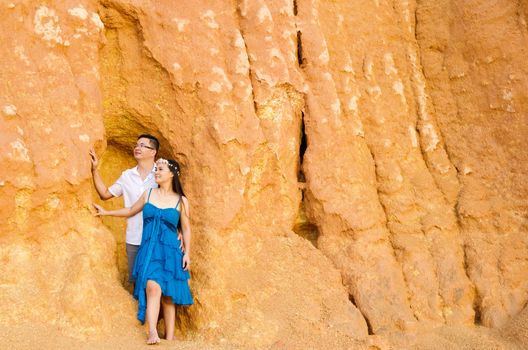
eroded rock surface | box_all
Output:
[1,0,526,348]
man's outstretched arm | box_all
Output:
[90,148,114,200]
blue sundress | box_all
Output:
[132,189,193,323]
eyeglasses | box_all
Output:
[134,143,155,150]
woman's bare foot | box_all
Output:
[146,330,161,345]
[165,335,176,341]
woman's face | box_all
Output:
[154,161,174,184]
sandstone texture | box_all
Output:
[0,0,527,349]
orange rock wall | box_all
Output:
[416,0,528,327]
[1,0,527,347]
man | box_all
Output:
[90,134,160,285]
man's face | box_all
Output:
[133,137,156,160]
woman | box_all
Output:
[94,158,193,344]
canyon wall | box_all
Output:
[1,0,526,348]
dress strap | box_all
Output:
[175,196,182,209]
[147,188,153,202]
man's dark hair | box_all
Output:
[137,134,160,155]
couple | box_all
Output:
[90,134,193,344]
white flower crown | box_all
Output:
[157,158,180,176]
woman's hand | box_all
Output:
[93,203,107,216]
[177,231,185,252]
[182,253,190,271]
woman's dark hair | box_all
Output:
[166,159,186,229]
[137,134,160,155]
[166,159,185,196]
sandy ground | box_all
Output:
[5,305,528,350]
[394,326,521,350]
[3,322,246,350]
[3,320,526,350]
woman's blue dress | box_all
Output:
[132,190,193,323]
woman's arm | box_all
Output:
[93,190,148,217]
[180,196,191,271]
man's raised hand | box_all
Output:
[89,148,99,172]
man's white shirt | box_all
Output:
[108,165,158,245]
